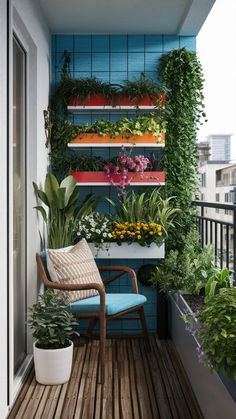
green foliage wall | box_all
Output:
[157,48,205,251]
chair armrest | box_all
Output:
[98,265,138,293]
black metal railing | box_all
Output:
[192,201,236,279]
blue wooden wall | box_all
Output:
[51,34,196,333]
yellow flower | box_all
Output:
[113,235,117,239]
[117,231,121,235]
[120,235,124,239]
[158,232,163,236]
[137,235,141,240]
[136,231,140,235]
[131,232,135,236]
[143,226,148,231]
[149,231,154,235]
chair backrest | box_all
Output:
[36,252,53,287]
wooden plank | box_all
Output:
[145,336,172,419]
[150,335,178,419]
[12,377,38,419]
[113,340,120,419]
[165,340,204,419]
[8,335,203,419]
[139,339,159,418]
[73,341,93,418]
[33,386,52,419]
[155,336,192,419]
[39,385,63,419]
[101,339,113,419]
[126,340,140,419]
[131,339,153,419]
[81,341,99,419]
[20,383,45,419]
[8,369,35,419]
[60,345,87,419]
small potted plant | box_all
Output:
[28,289,78,385]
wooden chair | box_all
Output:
[36,252,149,383]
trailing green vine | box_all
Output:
[157,48,206,251]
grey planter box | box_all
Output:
[168,291,236,419]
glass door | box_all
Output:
[13,36,27,375]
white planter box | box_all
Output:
[168,292,236,419]
[88,242,165,259]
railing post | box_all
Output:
[233,208,236,282]
[200,206,204,248]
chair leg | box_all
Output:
[139,306,151,350]
[99,314,106,384]
[86,318,97,339]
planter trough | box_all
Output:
[71,171,165,186]
[68,132,165,147]
[168,291,236,419]
[88,242,165,259]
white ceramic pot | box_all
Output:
[33,340,73,385]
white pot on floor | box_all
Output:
[33,340,73,385]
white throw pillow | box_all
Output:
[47,239,103,303]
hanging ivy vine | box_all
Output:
[157,48,206,251]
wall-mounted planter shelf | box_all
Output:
[68,94,165,113]
[88,242,165,259]
[68,133,165,148]
[71,171,165,186]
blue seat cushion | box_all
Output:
[69,293,147,316]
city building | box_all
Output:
[206,134,232,161]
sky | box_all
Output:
[196,0,236,160]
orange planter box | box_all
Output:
[69,132,165,146]
[71,171,165,185]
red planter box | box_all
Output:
[71,171,165,185]
[68,94,165,107]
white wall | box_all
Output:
[4,0,51,416]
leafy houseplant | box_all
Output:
[28,290,78,385]
[150,229,216,292]
[28,289,77,350]
[197,288,236,379]
[33,173,98,248]
[121,73,164,105]
[109,188,179,236]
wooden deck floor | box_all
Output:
[9,335,203,419]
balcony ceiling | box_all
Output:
[39,0,215,35]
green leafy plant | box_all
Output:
[150,229,216,292]
[198,288,236,379]
[33,173,98,248]
[28,290,78,349]
[157,48,206,252]
[70,113,167,138]
[108,188,179,236]
[121,73,163,104]
[194,266,232,301]
[51,77,119,115]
